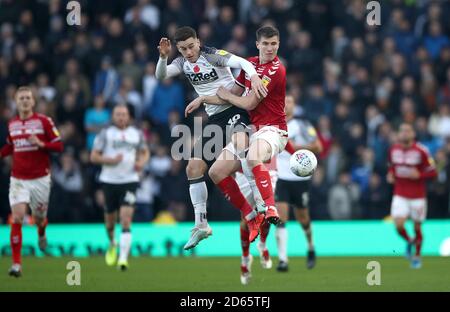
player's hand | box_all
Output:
[250,74,268,99]
[386,172,395,184]
[216,86,230,101]
[185,97,204,117]
[408,168,421,180]
[158,38,171,58]
[28,135,44,148]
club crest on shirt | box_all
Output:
[261,75,271,87]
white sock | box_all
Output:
[241,159,266,212]
[189,178,208,228]
[276,225,288,263]
[119,231,132,262]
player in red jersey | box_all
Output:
[387,123,437,269]
[0,86,63,277]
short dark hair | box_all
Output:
[174,26,197,43]
[256,26,280,41]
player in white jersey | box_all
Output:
[90,104,150,271]
[275,95,323,272]
[156,26,268,250]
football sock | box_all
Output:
[189,177,208,228]
[276,222,288,263]
[252,164,275,208]
[11,223,22,265]
[217,176,254,218]
[397,226,411,243]
[240,224,250,257]
[119,229,132,262]
[259,219,270,245]
[241,159,265,211]
[414,224,423,257]
[37,218,48,237]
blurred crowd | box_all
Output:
[1,0,450,223]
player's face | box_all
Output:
[285,96,295,117]
[176,37,201,63]
[398,124,415,144]
[15,90,35,114]
[256,36,279,63]
[113,106,130,129]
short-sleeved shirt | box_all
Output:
[277,118,318,181]
[388,142,436,198]
[93,125,147,184]
[235,56,287,131]
[6,113,61,179]
[169,47,236,116]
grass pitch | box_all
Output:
[1,256,449,292]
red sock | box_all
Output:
[259,220,270,243]
[252,164,275,207]
[10,223,22,265]
[217,176,253,217]
[38,218,48,237]
[240,224,250,257]
[397,227,411,242]
[415,224,423,257]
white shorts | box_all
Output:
[235,170,278,209]
[250,126,288,159]
[390,195,427,222]
[9,175,51,218]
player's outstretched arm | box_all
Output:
[0,143,13,158]
[155,38,182,80]
[216,86,260,111]
[226,55,267,98]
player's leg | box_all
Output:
[102,183,119,266]
[9,203,27,277]
[209,149,263,242]
[29,175,51,252]
[239,217,253,285]
[293,181,316,269]
[410,198,427,269]
[8,177,31,277]
[275,199,289,272]
[391,195,414,259]
[184,157,213,250]
[117,183,138,271]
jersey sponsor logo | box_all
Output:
[185,68,219,85]
[112,140,136,150]
[13,138,33,148]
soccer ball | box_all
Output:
[289,149,318,177]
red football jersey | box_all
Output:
[235,56,287,131]
[1,113,63,179]
[388,142,437,198]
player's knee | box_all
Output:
[208,165,225,184]
[12,214,24,224]
[186,160,205,179]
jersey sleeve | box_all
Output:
[419,146,437,179]
[169,57,185,75]
[43,116,61,142]
[235,69,246,88]
[137,130,148,151]
[92,128,107,151]
[203,48,234,67]
[0,132,13,158]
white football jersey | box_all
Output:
[93,125,147,184]
[277,118,318,181]
[169,47,236,116]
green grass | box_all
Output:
[1,256,449,291]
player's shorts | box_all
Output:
[102,182,139,213]
[249,126,288,159]
[9,174,51,218]
[390,195,427,222]
[236,169,278,209]
[191,106,251,168]
[275,178,311,209]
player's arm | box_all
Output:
[185,84,244,117]
[89,129,122,165]
[28,116,64,153]
[387,148,395,184]
[155,38,182,80]
[225,55,267,98]
[418,148,437,179]
[134,131,150,172]
[216,85,261,110]
[0,142,13,158]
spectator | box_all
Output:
[84,95,111,151]
[149,78,184,125]
[328,172,360,220]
